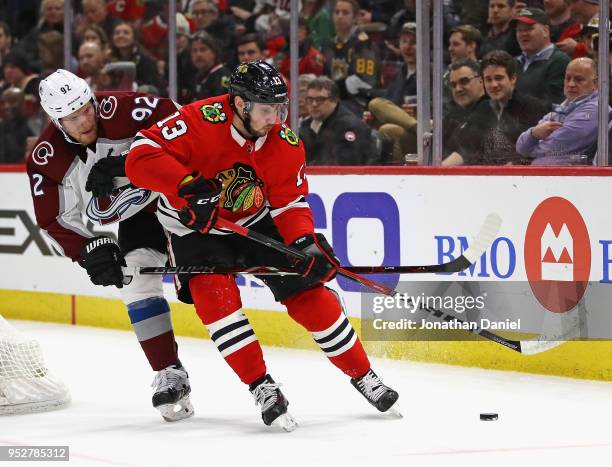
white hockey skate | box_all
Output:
[351,369,402,417]
[151,364,194,422]
[250,374,297,432]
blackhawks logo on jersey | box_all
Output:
[279,125,299,146]
[200,102,227,124]
[216,163,265,213]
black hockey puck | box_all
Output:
[480,413,498,421]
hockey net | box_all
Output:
[0,315,70,415]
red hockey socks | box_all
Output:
[189,274,267,384]
[283,286,370,378]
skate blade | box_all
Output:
[271,412,298,432]
[158,397,195,422]
[386,402,403,418]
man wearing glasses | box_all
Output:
[300,76,378,165]
[443,59,488,158]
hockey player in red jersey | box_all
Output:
[126,61,399,429]
[27,69,193,422]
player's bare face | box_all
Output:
[60,102,98,144]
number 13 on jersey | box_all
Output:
[156,112,188,141]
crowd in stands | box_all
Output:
[0,0,609,166]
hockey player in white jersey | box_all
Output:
[27,69,192,422]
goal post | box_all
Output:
[0,315,70,415]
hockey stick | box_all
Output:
[214,216,573,354]
[126,214,500,280]
[122,265,299,284]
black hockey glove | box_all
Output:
[85,153,127,197]
[177,173,222,234]
[290,233,340,284]
[79,236,126,288]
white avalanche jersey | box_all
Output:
[26,91,180,260]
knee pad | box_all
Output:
[189,274,242,324]
[121,248,166,305]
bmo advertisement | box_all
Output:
[1,167,611,338]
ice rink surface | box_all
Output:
[2,320,612,467]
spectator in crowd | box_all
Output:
[544,0,578,42]
[264,13,287,59]
[38,30,68,77]
[189,32,231,100]
[109,21,161,89]
[297,73,317,126]
[0,22,13,70]
[138,1,173,61]
[80,0,119,39]
[556,0,599,57]
[1,51,40,102]
[365,22,418,162]
[80,24,111,56]
[301,0,335,51]
[15,0,65,68]
[300,76,378,165]
[191,0,237,66]
[324,0,381,114]
[277,17,325,77]
[480,0,521,57]
[458,0,490,31]
[388,0,416,40]
[448,25,482,64]
[514,7,570,106]
[443,58,488,157]
[568,0,599,25]
[175,14,198,104]
[237,33,268,63]
[516,57,604,164]
[443,50,550,165]
[78,41,107,90]
[0,87,36,163]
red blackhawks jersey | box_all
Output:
[26,92,180,261]
[126,94,314,244]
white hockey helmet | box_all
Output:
[39,69,95,123]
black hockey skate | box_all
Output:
[351,369,401,416]
[249,374,297,431]
[151,363,194,422]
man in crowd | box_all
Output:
[443,50,550,165]
[324,0,380,114]
[544,0,578,43]
[0,87,36,163]
[480,0,521,57]
[365,22,418,163]
[443,59,488,158]
[448,24,482,64]
[301,76,379,165]
[189,31,231,100]
[556,0,599,57]
[516,57,603,164]
[78,41,107,91]
[514,7,570,106]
